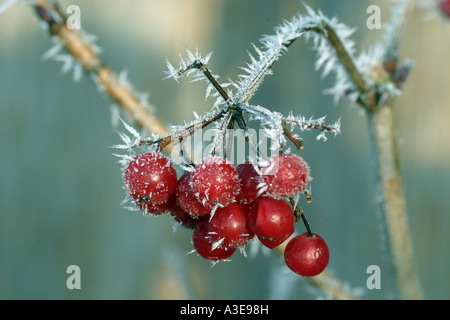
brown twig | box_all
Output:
[136,107,228,151]
[282,125,304,150]
[321,25,368,94]
[32,0,168,137]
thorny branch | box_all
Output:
[319,24,368,94]
[135,107,229,151]
[159,56,341,153]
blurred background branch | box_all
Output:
[31,0,168,137]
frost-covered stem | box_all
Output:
[211,111,233,157]
[308,2,420,298]
[178,136,195,167]
[224,117,235,161]
[359,0,420,300]
[381,0,413,67]
[137,107,228,150]
[366,105,422,300]
[319,25,367,94]
[175,59,232,104]
[282,124,304,150]
[31,0,168,136]
[233,113,262,162]
[195,61,231,103]
[282,117,339,131]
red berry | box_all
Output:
[171,206,208,229]
[257,224,294,249]
[440,0,450,18]
[192,219,236,261]
[176,171,213,216]
[284,232,330,277]
[261,154,310,198]
[191,156,240,207]
[123,152,177,205]
[236,162,267,206]
[248,197,295,239]
[209,203,254,247]
[137,192,176,215]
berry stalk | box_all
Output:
[289,198,313,238]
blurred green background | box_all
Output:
[0,0,449,300]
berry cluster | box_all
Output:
[123,151,329,277]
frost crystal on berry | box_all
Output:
[191,157,240,207]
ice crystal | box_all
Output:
[377,0,412,58]
[165,46,229,110]
[160,6,348,154]
[164,46,214,82]
[41,29,102,83]
[210,237,225,251]
[350,0,414,102]
[231,4,360,105]
[110,117,149,159]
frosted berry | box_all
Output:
[284,232,330,277]
[261,154,310,198]
[209,203,254,247]
[191,156,240,207]
[257,224,294,249]
[440,0,450,18]
[123,152,177,205]
[248,197,295,239]
[192,219,236,261]
[176,171,213,216]
[236,162,267,206]
[137,193,176,215]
